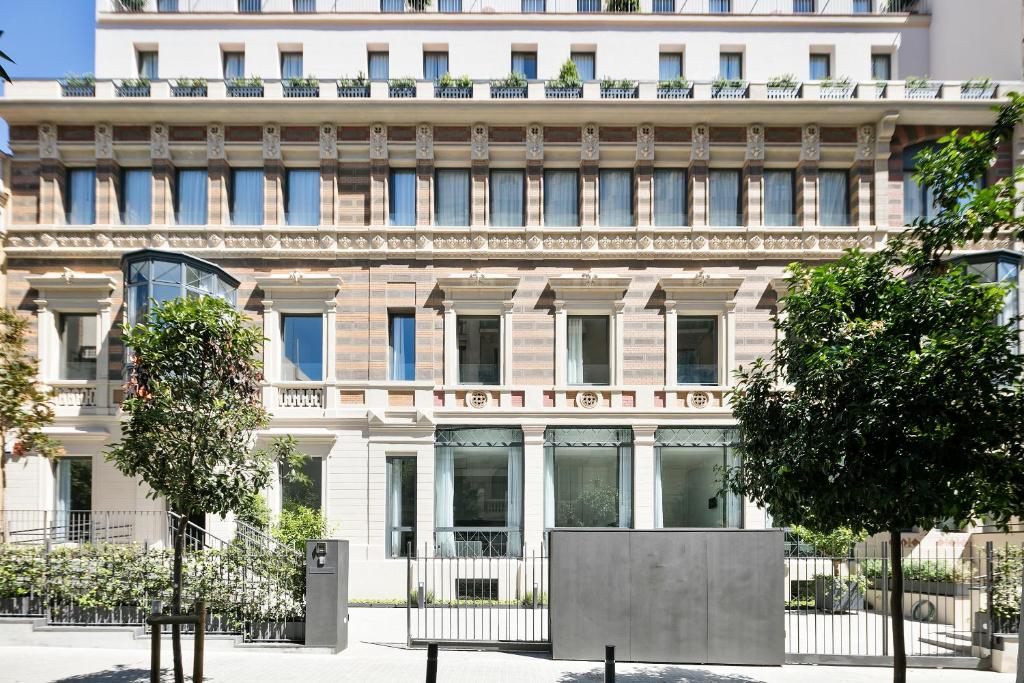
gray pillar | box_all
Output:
[305,539,349,652]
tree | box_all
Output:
[789,525,866,577]
[105,296,290,683]
[726,96,1024,683]
[0,31,14,84]
[0,309,60,519]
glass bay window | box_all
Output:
[545,427,633,529]
[655,428,741,528]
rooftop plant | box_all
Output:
[491,71,528,88]
[963,77,992,90]
[338,72,368,87]
[437,72,472,89]
[173,77,208,88]
[712,76,746,89]
[285,75,320,88]
[547,59,582,88]
[600,77,637,90]
[228,75,263,88]
[605,0,639,10]
[388,77,417,88]
[821,75,853,88]
[905,75,933,89]
[119,0,147,10]
[119,76,151,88]
[767,73,798,89]
[657,77,691,90]
[63,73,96,88]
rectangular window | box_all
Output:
[66,168,96,225]
[59,313,98,381]
[571,51,596,81]
[137,51,158,80]
[435,169,470,226]
[548,428,632,529]
[293,0,316,11]
[521,0,545,9]
[175,169,208,225]
[809,53,831,80]
[819,170,850,226]
[577,0,600,10]
[871,53,892,81]
[120,168,152,225]
[281,457,322,511]
[230,168,264,225]
[793,0,815,12]
[659,53,682,81]
[56,458,93,522]
[489,170,525,227]
[709,0,731,12]
[285,168,320,226]
[658,445,740,528]
[653,0,675,12]
[424,51,449,81]
[457,316,500,385]
[223,51,245,80]
[387,457,417,558]
[543,169,579,227]
[389,312,416,381]
[677,316,717,385]
[719,52,743,80]
[763,170,795,227]
[599,169,633,227]
[567,315,609,385]
[654,168,687,226]
[239,0,261,11]
[438,0,462,10]
[854,0,872,12]
[381,0,405,11]
[281,51,303,80]
[368,51,390,80]
[281,314,324,381]
[157,0,179,10]
[511,52,538,80]
[709,169,742,226]
[389,169,416,226]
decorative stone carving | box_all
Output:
[471,124,488,161]
[746,124,765,161]
[39,123,58,159]
[581,123,599,161]
[207,124,225,160]
[416,124,433,160]
[319,124,337,160]
[262,125,281,160]
[526,123,544,161]
[369,123,387,159]
[687,391,711,409]
[691,124,709,162]
[576,391,600,409]
[856,124,876,161]
[801,124,821,162]
[636,124,654,161]
[95,123,113,160]
[466,390,490,409]
[150,124,169,159]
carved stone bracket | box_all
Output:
[801,124,821,162]
[471,123,488,161]
[526,123,543,161]
[746,124,765,161]
[370,123,388,160]
[581,123,599,161]
[207,123,225,160]
[39,123,59,160]
[95,123,113,160]
[691,124,709,162]
[636,124,654,162]
[263,124,281,160]
[416,124,434,160]
[855,124,875,162]
[320,124,337,160]
[150,124,169,160]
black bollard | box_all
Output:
[605,644,615,682]
[426,642,438,683]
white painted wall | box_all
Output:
[928,0,1023,81]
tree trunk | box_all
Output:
[0,437,6,544]
[172,512,188,683]
[1016,561,1023,683]
[890,529,906,683]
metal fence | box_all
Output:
[407,543,548,646]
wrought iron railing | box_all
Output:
[434,527,522,558]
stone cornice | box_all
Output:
[549,272,632,300]
[254,272,343,293]
[436,271,520,300]
[660,273,744,301]
[26,270,117,294]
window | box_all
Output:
[653,0,675,12]
[567,316,609,385]
[719,52,743,80]
[56,458,93,538]
[872,53,892,81]
[223,51,245,80]
[381,0,405,11]
[389,169,416,226]
[239,0,261,12]
[598,169,633,227]
[544,169,579,227]
[654,169,687,226]
[854,0,872,12]
[511,51,537,80]
[577,0,600,11]
[174,168,208,225]
[764,170,795,227]
[457,316,500,385]
[230,168,264,225]
[709,0,731,12]
[124,254,237,327]
[281,456,322,510]
[120,168,152,225]
[285,169,320,226]
[294,0,315,10]
[709,169,742,226]
[281,51,303,80]
[657,441,741,528]
[903,143,939,224]
[157,0,178,11]
[435,169,470,226]
[281,314,324,381]
[959,253,1022,331]
[389,312,416,381]
[677,316,717,385]
[659,53,682,81]
[546,427,632,529]
[490,170,525,227]
[368,51,390,80]
[66,168,96,225]
[570,52,595,81]
[819,170,850,226]
[424,51,449,81]
[137,51,158,80]
[386,457,417,558]
[59,314,97,380]
[793,0,815,12]
[521,0,545,9]
[809,53,831,80]
[438,0,462,10]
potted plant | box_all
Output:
[61,73,96,97]
[226,75,264,97]
[767,73,800,99]
[388,77,417,98]
[820,75,855,99]
[657,76,692,99]
[407,0,431,9]
[435,72,473,99]
[283,74,320,98]
[546,59,583,99]
[490,71,528,99]
[875,79,888,98]
[961,77,995,100]
[712,76,748,99]
[337,72,370,97]
[600,77,637,99]
[862,559,972,598]
[905,75,941,99]
[116,76,151,97]
[117,0,147,11]
[605,0,638,10]
[171,77,208,97]
[789,525,868,613]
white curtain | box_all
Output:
[230,168,264,225]
[223,52,245,80]
[659,53,681,80]
[435,169,470,226]
[424,52,449,81]
[67,169,96,225]
[618,444,633,528]
[654,169,686,227]
[286,169,320,226]
[511,52,536,79]
[570,52,595,80]
[599,169,633,227]
[819,170,849,226]
[709,170,741,227]
[434,446,455,556]
[175,168,208,225]
[653,446,663,528]
[121,168,152,225]
[567,316,584,384]
[56,459,71,539]
[387,459,403,556]
[138,51,158,80]
[281,53,303,80]
[764,170,794,227]
[490,170,524,227]
[719,52,742,80]
[543,445,555,530]
[389,170,416,226]
[544,170,578,227]
[507,445,524,557]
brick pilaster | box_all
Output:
[471,160,488,226]
[797,161,818,227]
[369,160,388,226]
[39,160,66,224]
[580,160,598,227]
[96,159,121,225]
[152,160,174,226]
[264,160,283,225]
[743,161,763,228]
[340,162,371,226]
[689,162,708,227]
[526,161,543,227]
[320,159,337,226]
[416,159,433,227]
[635,161,653,227]
[851,160,874,227]
[208,159,229,226]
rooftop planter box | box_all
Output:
[545,84,583,99]
[283,84,320,98]
[115,0,146,11]
[226,79,265,98]
[905,78,941,99]
[388,79,417,98]
[600,80,638,99]
[767,75,800,99]
[337,84,371,98]
[657,79,692,99]
[60,78,95,98]
[820,81,856,99]
[712,81,748,99]
[961,80,996,100]
[490,85,527,99]
[115,80,151,98]
[171,81,208,97]
[435,84,473,99]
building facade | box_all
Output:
[0,0,1022,598]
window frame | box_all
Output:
[819,168,851,227]
[489,169,526,227]
[386,455,418,558]
[598,168,635,227]
[566,314,612,386]
[388,310,417,382]
[455,314,503,386]
[543,168,580,227]
[389,168,417,226]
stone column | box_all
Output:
[471,124,489,227]
[521,424,547,552]
[633,425,658,529]
[635,124,654,227]
[96,295,113,409]
[263,124,283,226]
[690,124,709,227]
[552,300,567,387]
[262,298,279,408]
[526,124,544,227]
[580,124,599,227]
[38,123,64,225]
[797,124,820,227]
[150,124,173,226]
[324,297,338,410]
[369,123,388,226]
[501,300,513,385]
[319,124,338,227]
[95,124,119,225]
[744,124,765,227]
[874,113,899,228]
[207,124,228,226]
[613,300,626,386]
[725,301,737,386]
[34,296,54,379]
[442,300,457,385]
[416,124,433,227]
[664,299,677,386]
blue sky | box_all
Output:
[1,1,96,151]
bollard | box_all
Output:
[149,601,162,683]
[605,644,615,682]
[426,642,438,683]
[193,600,206,683]
[418,582,426,610]
[533,582,538,609]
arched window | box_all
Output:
[902,141,940,225]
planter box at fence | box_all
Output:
[0,595,44,617]
[657,87,693,99]
[227,85,265,98]
[490,85,527,99]
[767,86,801,99]
[820,85,856,99]
[868,577,972,597]
[61,84,95,97]
[337,85,370,98]
[116,85,151,98]
[961,85,996,100]
[906,84,942,99]
[389,85,416,98]
[248,619,305,642]
[545,86,583,99]
[171,85,208,97]
[866,588,974,628]
[712,85,749,99]
[49,604,148,626]
[601,87,638,99]
[435,85,473,99]
[283,85,320,98]
[814,577,864,613]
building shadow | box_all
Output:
[53,666,165,683]
[556,666,763,683]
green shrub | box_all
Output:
[548,60,582,89]
[338,72,368,87]
[821,76,853,88]
[229,75,263,88]
[860,558,968,583]
[491,72,527,88]
[605,0,638,10]
[767,74,798,88]
[520,590,548,607]
[120,77,151,88]
[173,77,208,88]
[273,504,328,555]
[600,78,637,90]
[409,587,435,605]
[389,77,417,89]
[285,75,320,88]
[437,73,472,89]
[905,75,932,89]
[0,546,46,598]
[813,573,868,596]
[992,545,1023,624]
[63,73,96,88]
[963,77,992,90]
[712,76,746,89]
[657,77,691,90]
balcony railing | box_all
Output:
[434,527,522,558]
